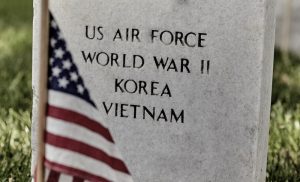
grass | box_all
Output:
[267,103,300,181]
[0,0,32,111]
[0,0,299,181]
[0,109,31,181]
[267,51,300,181]
[0,0,33,181]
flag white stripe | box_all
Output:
[46,116,123,160]
[44,168,50,181]
[58,173,73,182]
[48,90,107,128]
[45,144,133,182]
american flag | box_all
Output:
[42,12,133,182]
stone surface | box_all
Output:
[32,0,276,181]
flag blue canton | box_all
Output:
[48,14,96,107]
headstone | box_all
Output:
[276,0,300,55]
[32,0,276,181]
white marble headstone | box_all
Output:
[32,0,276,181]
[276,0,300,55]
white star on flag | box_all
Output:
[50,58,54,65]
[77,84,84,94]
[52,67,61,77]
[51,20,57,28]
[55,48,64,59]
[70,72,78,82]
[51,38,56,47]
[58,77,69,88]
[62,60,72,70]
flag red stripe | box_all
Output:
[44,158,110,182]
[45,131,130,174]
[47,105,113,142]
[47,170,60,182]
[72,176,84,182]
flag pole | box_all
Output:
[36,0,49,181]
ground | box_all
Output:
[0,0,299,181]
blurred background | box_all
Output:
[0,0,299,181]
